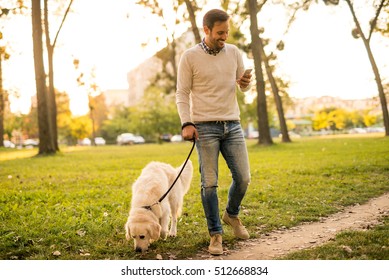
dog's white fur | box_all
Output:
[125,160,193,252]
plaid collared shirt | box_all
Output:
[199,38,224,56]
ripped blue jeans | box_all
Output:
[195,121,250,236]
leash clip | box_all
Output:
[141,201,159,211]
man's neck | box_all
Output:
[200,38,223,56]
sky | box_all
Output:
[1,0,388,115]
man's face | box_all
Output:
[204,20,229,51]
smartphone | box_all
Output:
[243,69,252,76]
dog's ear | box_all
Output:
[148,222,161,241]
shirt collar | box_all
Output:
[199,38,225,56]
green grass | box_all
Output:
[280,216,389,260]
[0,134,388,260]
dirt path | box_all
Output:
[198,192,389,260]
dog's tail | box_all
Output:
[177,159,193,194]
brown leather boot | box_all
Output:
[222,211,249,239]
[208,234,223,255]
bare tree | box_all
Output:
[44,0,74,151]
[247,0,273,145]
[344,0,389,136]
[255,0,291,143]
[32,0,55,154]
[260,38,291,143]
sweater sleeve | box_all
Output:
[176,51,192,124]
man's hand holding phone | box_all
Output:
[238,68,252,89]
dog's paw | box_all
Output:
[169,229,177,237]
[161,231,168,240]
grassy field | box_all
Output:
[1,134,388,260]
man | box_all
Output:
[176,9,252,255]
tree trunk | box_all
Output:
[44,0,59,151]
[43,0,73,150]
[89,95,96,146]
[260,37,291,143]
[247,0,273,145]
[345,0,389,136]
[184,0,201,43]
[31,0,55,154]
[363,41,389,136]
[46,46,59,150]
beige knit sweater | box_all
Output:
[176,43,250,124]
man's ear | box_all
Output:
[203,25,210,35]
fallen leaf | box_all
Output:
[341,245,353,253]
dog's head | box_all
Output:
[125,212,161,253]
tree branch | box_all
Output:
[284,0,312,35]
[345,0,367,40]
[367,0,387,42]
[53,0,74,48]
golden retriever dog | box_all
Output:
[125,160,193,252]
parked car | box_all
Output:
[366,127,385,133]
[117,133,136,145]
[349,128,367,134]
[80,138,91,146]
[94,137,106,145]
[170,134,183,142]
[160,134,172,142]
[134,135,145,144]
[23,139,39,147]
[3,140,16,148]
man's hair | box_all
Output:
[203,9,229,30]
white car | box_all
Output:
[4,140,16,148]
[117,133,146,145]
[23,139,39,147]
[170,135,183,142]
[134,135,145,144]
[80,138,91,146]
[117,133,136,145]
[94,137,106,145]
